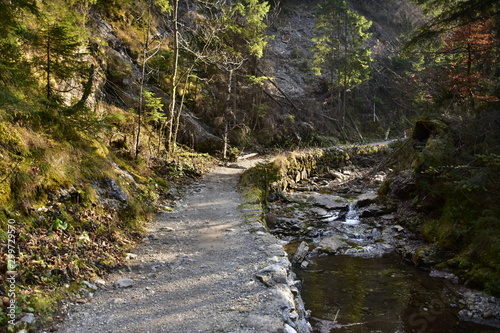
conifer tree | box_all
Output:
[0,0,38,106]
[311,0,372,129]
[406,0,500,114]
[32,23,87,109]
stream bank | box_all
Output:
[252,143,500,332]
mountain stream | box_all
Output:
[267,168,497,332]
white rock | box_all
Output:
[285,323,298,333]
[94,279,106,286]
[82,280,98,291]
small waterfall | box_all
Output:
[343,200,359,224]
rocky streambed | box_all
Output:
[266,160,500,332]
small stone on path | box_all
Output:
[114,278,134,288]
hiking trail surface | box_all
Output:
[57,158,311,333]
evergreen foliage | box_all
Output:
[311,0,373,132]
[392,0,500,296]
[0,0,38,105]
[32,24,87,106]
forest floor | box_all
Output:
[54,157,304,333]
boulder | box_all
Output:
[356,192,378,208]
[317,235,348,253]
[256,264,290,288]
[178,112,224,154]
[389,170,416,200]
[359,204,387,218]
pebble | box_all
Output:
[82,281,98,291]
[94,279,106,287]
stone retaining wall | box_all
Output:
[271,145,386,192]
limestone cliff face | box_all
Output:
[263,0,319,100]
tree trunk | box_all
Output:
[167,0,179,154]
[46,32,52,101]
[172,66,194,150]
[223,69,233,160]
[135,1,152,159]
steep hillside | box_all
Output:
[0,2,216,329]
[260,0,425,141]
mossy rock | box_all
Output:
[105,49,133,82]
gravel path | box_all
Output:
[57,159,311,333]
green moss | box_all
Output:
[0,121,29,156]
[0,180,11,206]
[106,49,133,81]
[239,161,280,205]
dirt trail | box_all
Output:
[57,159,311,333]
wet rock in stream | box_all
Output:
[316,235,348,254]
[268,185,395,260]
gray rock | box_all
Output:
[287,192,348,210]
[114,278,134,288]
[356,192,378,207]
[317,235,348,253]
[285,323,298,333]
[256,264,289,287]
[14,313,36,333]
[359,204,387,218]
[393,225,404,232]
[103,177,128,202]
[94,279,106,287]
[82,280,98,291]
[389,170,416,200]
[19,313,35,325]
[292,241,309,265]
[125,253,138,259]
[310,207,328,216]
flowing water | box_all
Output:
[296,254,495,332]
